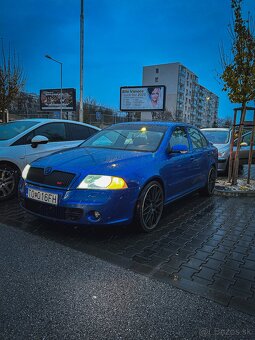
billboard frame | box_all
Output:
[120,85,166,112]
[40,88,76,111]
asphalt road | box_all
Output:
[0,221,255,340]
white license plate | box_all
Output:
[27,188,58,205]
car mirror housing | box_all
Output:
[31,135,49,148]
[170,144,188,154]
[240,142,248,147]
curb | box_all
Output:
[214,187,255,197]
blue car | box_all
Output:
[19,122,218,232]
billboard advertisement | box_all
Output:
[40,88,76,111]
[120,86,166,111]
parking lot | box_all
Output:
[1,181,255,317]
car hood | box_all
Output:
[0,140,12,147]
[30,147,154,176]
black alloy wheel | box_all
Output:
[200,167,216,196]
[136,181,164,232]
[0,164,19,201]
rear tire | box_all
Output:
[135,181,164,232]
[199,167,216,196]
[0,163,20,201]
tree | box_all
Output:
[220,0,255,184]
[0,41,25,123]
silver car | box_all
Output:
[0,119,100,201]
[201,128,255,174]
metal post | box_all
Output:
[45,55,63,119]
[79,0,84,122]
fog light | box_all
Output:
[94,211,101,219]
[88,210,101,222]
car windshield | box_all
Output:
[202,130,230,144]
[80,124,167,152]
[0,121,39,140]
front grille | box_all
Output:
[27,167,75,188]
[21,198,83,221]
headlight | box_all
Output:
[22,164,31,179]
[77,175,128,190]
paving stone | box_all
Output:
[223,260,243,271]
[209,251,227,262]
[204,258,224,271]
[227,251,246,263]
[193,250,210,261]
[217,267,239,280]
[183,257,205,270]
[230,278,253,294]
[209,277,235,292]
[195,267,218,281]
[175,266,199,280]
[241,259,255,271]
[236,268,255,282]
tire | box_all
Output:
[199,167,216,197]
[0,163,20,201]
[135,181,164,232]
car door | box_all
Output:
[239,132,255,164]
[162,126,193,201]
[24,122,71,165]
[188,127,210,186]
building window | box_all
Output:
[155,77,158,82]
[155,68,159,73]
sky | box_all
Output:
[1,0,255,119]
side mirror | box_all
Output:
[170,144,189,154]
[31,135,49,148]
[240,142,248,147]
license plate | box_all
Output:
[27,188,58,205]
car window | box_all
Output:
[0,121,39,140]
[202,130,229,144]
[90,130,119,147]
[34,123,66,142]
[169,127,189,149]
[66,123,92,141]
[243,133,251,145]
[189,128,206,149]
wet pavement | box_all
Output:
[1,189,255,317]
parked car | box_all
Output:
[0,119,100,201]
[201,128,255,174]
[20,122,218,232]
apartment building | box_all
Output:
[142,62,218,127]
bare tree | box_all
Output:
[0,41,25,123]
[220,0,255,184]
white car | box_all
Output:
[0,119,100,201]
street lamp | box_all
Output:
[45,54,63,119]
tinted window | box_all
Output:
[34,123,66,142]
[0,121,39,140]
[188,128,205,149]
[67,123,91,141]
[169,127,189,149]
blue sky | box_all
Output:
[1,0,254,118]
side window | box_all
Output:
[200,134,208,147]
[67,123,91,141]
[169,127,189,149]
[243,133,251,145]
[34,123,66,142]
[11,131,34,146]
[188,128,204,149]
[89,127,99,136]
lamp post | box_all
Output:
[45,54,63,119]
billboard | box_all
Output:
[40,88,76,111]
[120,86,166,111]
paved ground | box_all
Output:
[0,222,255,339]
[1,190,255,317]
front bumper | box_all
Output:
[19,179,139,226]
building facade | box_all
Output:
[142,62,218,127]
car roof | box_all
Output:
[201,128,230,131]
[12,119,100,129]
[110,121,194,128]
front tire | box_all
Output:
[135,181,164,232]
[199,167,216,196]
[0,163,20,201]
